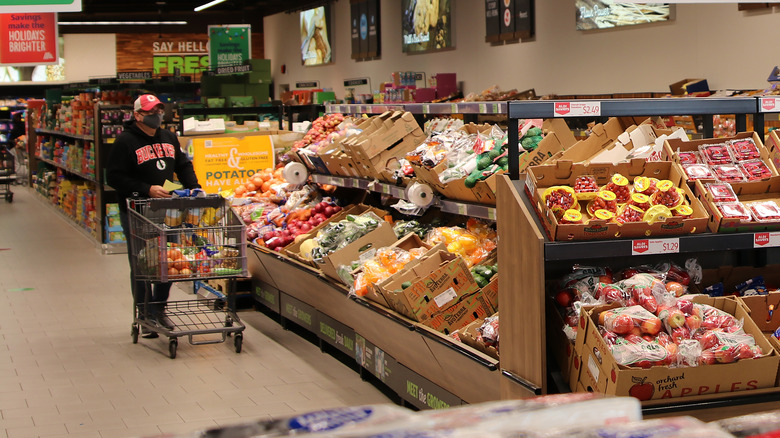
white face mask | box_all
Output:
[141,113,163,129]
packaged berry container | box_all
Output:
[678,151,700,165]
[559,209,584,224]
[633,176,659,196]
[717,202,752,222]
[650,180,684,209]
[728,138,761,161]
[573,175,599,201]
[587,190,618,215]
[705,182,738,203]
[627,193,652,211]
[682,164,713,181]
[615,204,645,224]
[699,143,733,165]
[739,159,774,181]
[711,164,746,183]
[746,200,780,222]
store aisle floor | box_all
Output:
[0,187,393,438]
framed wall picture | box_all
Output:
[402,0,453,53]
[576,1,671,30]
[300,5,333,66]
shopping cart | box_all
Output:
[126,195,248,358]
[0,147,16,202]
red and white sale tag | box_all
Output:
[760,98,780,113]
[554,101,601,117]
[754,232,780,248]
[632,238,680,255]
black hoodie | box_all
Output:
[107,119,200,211]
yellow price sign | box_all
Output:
[191,135,275,194]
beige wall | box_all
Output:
[63,33,116,82]
[263,1,780,98]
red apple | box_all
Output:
[700,350,717,365]
[666,309,686,329]
[609,314,634,334]
[715,346,738,364]
[670,327,690,344]
[628,377,654,400]
[640,317,662,336]
[685,314,702,331]
[554,288,576,308]
[676,300,694,315]
[698,330,720,350]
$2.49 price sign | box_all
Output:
[632,238,680,256]
[553,101,601,117]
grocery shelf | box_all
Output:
[507,97,757,119]
[36,155,98,183]
[30,189,110,253]
[506,97,760,180]
[326,102,507,116]
[310,173,497,220]
[36,128,94,142]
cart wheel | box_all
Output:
[5,192,12,203]
[131,324,139,344]
[169,339,178,359]
[234,333,243,353]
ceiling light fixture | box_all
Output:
[194,0,227,12]
[58,21,188,25]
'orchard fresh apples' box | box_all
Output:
[576,296,779,401]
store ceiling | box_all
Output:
[58,0,331,33]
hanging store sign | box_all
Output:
[0,0,80,13]
[0,12,58,66]
[152,38,209,76]
[191,135,275,193]
[208,24,251,70]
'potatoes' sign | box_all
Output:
[191,136,275,193]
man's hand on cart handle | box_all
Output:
[149,185,172,198]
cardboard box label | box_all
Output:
[754,232,780,248]
[587,354,600,383]
[631,238,680,255]
[434,287,458,308]
[555,101,601,117]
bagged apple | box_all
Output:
[599,305,663,336]
[610,334,670,368]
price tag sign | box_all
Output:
[632,238,680,256]
[423,104,431,114]
[381,184,391,195]
[553,101,602,117]
[457,204,468,216]
[492,103,499,113]
[479,103,487,113]
[487,208,497,221]
[760,98,780,113]
[754,232,780,248]
[451,103,458,113]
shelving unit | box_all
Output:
[326,102,506,125]
[309,174,496,220]
[499,97,780,419]
[29,103,128,254]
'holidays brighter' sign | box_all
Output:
[0,12,58,66]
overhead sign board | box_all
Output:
[0,0,81,13]
[0,12,58,66]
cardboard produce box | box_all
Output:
[314,218,398,283]
[576,296,779,400]
[283,204,386,268]
[422,289,493,335]
[413,118,576,205]
[738,292,780,385]
[694,176,780,233]
[664,132,778,186]
[526,159,709,241]
[358,233,444,308]
[455,316,499,360]
[760,130,780,175]
[351,129,426,182]
[379,250,479,323]
[549,117,636,164]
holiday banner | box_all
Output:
[191,136,274,193]
[0,12,58,66]
[208,25,251,70]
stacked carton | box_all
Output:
[341,111,425,182]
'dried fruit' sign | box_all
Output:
[191,135,274,193]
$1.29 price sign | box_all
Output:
[632,238,680,256]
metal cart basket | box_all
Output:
[0,148,16,203]
[126,196,248,358]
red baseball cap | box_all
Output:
[134,94,164,112]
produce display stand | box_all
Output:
[248,244,501,408]
[126,196,248,359]
[499,97,780,419]
[240,97,780,417]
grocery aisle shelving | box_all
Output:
[0,187,393,438]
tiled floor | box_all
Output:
[0,187,393,438]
